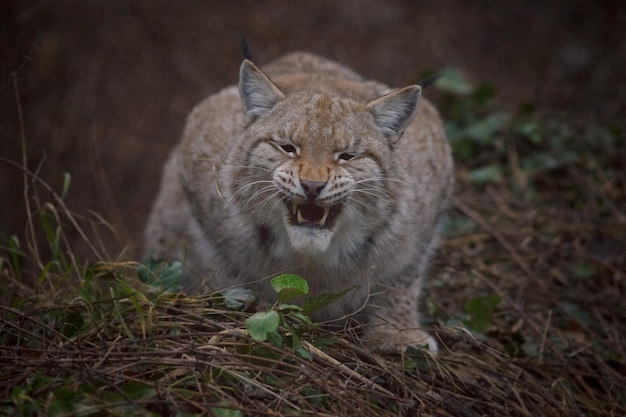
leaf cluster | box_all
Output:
[245,274,355,360]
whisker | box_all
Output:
[344,196,372,212]
[341,199,360,214]
[219,164,275,173]
[352,188,393,200]
[181,154,275,174]
[224,180,274,208]
[241,185,277,210]
[231,179,274,196]
[354,176,409,187]
[179,154,221,164]
[255,191,284,223]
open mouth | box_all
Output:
[287,202,340,228]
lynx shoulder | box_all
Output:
[144,52,453,353]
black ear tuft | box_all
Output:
[418,73,440,89]
[240,33,252,61]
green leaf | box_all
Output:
[442,213,477,235]
[558,301,591,327]
[211,406,243,417]
[223,288,256,310]
[61,172,71,200]
[450,136,476,162]
[7,235,23,283]
[302,285,357,314]
[266,329,284,348]
[11,386,40,414]
[246,311,280,342]
[28,374,57,392]
[289,330,301,350]
[471,83,496,105]
[465,112,509,145]
[435,67,473,95]
[572,262,599,280]
[278,303,304,313]
[49,387,78,416]
[288,311,314,325]
[52,387,77,403]
[521,152,560,172]
[271,274,309,303]
[137,258,183,291]
[470,165,503,185]
[296,344,313,360]
[121,381,156,400]
[515,119,543,144]
[464,294,501,332]
[62,309,85,338]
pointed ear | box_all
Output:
[367,85,421,143]
[239,59,285,124]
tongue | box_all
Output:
[299,204,325,222]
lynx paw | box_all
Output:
[365,326,438,355]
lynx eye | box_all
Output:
[337,152,356,162]
[277,143,297,155]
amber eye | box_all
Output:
[280,144,297,154]
[338,152,356,161]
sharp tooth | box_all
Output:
[297,208,305,223]
[318,206,330,225]
[292,202,298,215]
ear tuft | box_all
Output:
[239,60,285,124]
[367,85,421,142]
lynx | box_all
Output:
[144,52,453,353]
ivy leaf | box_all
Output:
[48,387,78,415]
[465,112,509,145]
[464,295,501,332]
[210,404,243,417]
[271,274,309,303]
[470,164,503,185]
[62,309,85,338]
[266,329,284,348]
[246,311,280,342]
[302,286,358,314]
[296,344,313,360]
[435,67,473,95]
[278,303,304,313]
[137,258,183,292]
[288,311,314,325]
[121,381,156,400]
[223,288,256,311]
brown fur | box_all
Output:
[144,52,453,352]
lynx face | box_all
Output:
[223,61,421,256]
[268,120,360,254]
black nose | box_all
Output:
[301,180,326,200]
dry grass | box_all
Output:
[1,80,625,416]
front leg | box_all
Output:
[363,277,438,354]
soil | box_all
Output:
[1,0,625,259]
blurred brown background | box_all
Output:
[1,0,624,261]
